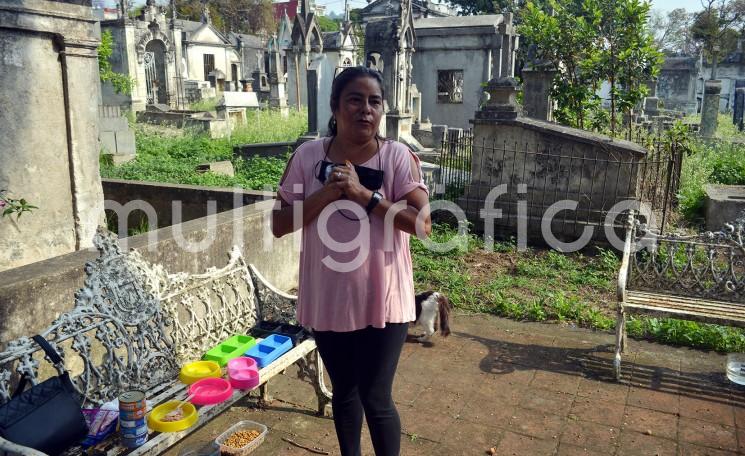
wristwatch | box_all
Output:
[365,191,383,214]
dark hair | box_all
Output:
[327,66,385,136]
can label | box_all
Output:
[119,417,146,428]
[120,408,146,420]
[121,433,148,448]
[119,390,146,412]
[120,423,148,438]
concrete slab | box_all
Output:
[705,184,745,231]
[163,315,744,456]
[219,91,260,108]
[196,161,235,177]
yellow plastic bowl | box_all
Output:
[179,361,222,384]
[147,401,198,433]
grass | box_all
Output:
[100,108,307,191]
[412,224,745,353]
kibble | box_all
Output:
[224,430,261,448]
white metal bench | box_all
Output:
[0,229,331,455]
[615,211,745,380]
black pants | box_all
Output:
[313,323,408,456]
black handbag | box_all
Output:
[0,335,89,455]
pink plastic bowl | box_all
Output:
[189,377,233,405]
[227,356,260,390]
[227,356,257,373]
[229,369,260,390]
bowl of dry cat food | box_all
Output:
[214,420,267,456]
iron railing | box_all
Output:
[437,131,683,235]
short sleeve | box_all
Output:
[277,151,305,204]
[391,144,429,202]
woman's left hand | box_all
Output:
[331,162,372,205]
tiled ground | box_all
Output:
[166,315,745,455]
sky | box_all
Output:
[650,0,704,13]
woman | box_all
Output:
[271,66,431,456]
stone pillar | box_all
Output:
[700,80,722,138]
[521,67,556,121]
[733,87,745,131]
[268,39,289,117]
[645,78,658,97]
[299,60,320,142]
[0,0,104,272]
[475,77,520,122]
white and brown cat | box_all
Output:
[412,291,452,343]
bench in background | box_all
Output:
[615,211,745,380]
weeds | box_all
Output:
[101,109,307,191]
[412,224,745,353]
[678,138,745,223]
[189,97,218,112]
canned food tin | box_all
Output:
[120,422,149,438]
[120,408,147,421]
[119,391,147,412]
[119,417,147,429]
[121,433,148,448]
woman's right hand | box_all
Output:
[323,174,345,200]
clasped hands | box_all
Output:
[324,161,373,206]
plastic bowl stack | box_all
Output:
[227,357,260,390]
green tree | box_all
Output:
[175,0,275,35]
[596,0,662,134]
[317,15,340,32]
[519,0,661,134]
[648,8,696,55]
[519,0,603,129]
[690,0,745,78]
[98,30,135,95]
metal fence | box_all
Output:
[437,130,683,235]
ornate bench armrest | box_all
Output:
[248,264,298,324]
[0,436,48,456]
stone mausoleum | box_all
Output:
[100,0,267,111]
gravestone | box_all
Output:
[700,80,722,138]
[733,83,745,131]
[705,185,745,231]
[643,96,661,117]
[521,66,556,121]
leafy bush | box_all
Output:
[679,140,745,221]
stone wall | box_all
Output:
[233,142,297,159]
[412,15,516,130]
[0,0,105,273]
[0,201,300,344]
[460,80,647,245]
[102,179,274,230]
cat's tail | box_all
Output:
[436,292,452,337]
